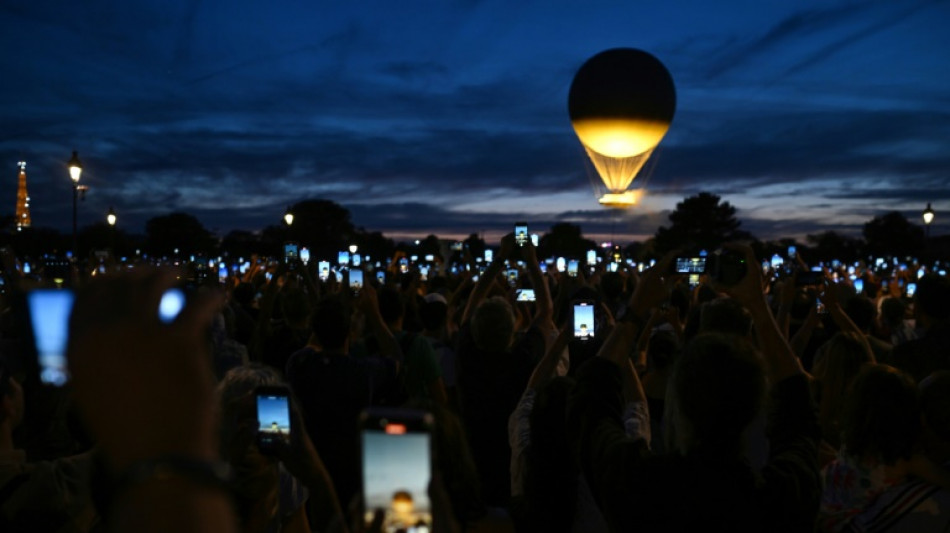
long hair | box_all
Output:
[841,364,919,465]
[812,331,875,447]
[665,333,766,457]
[523,377,578,532]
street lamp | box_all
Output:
[284,206,294,226]
[68,151,83,255]
[107,206,117,254]
[923,203,935,237]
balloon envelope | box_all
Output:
[569,48,676,205]
[569,48,676,158]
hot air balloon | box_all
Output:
[568,48,676,208]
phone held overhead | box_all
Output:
[360,407,433,533]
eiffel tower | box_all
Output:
[15,161,31,230]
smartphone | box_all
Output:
[255,386,292,453]
[318,261,331,281]
[376,271,386,283]
[506,268,519,287]
[353,254,361,267]
[853,279,864,293]
[300,248,310,265]
[573,300,595,340]
[586,250,597,265]
[27,289,75,386]
[906,282,917,298]
[338,251,350,266]
[531,234,539,247]
[484,249,493,263]
[350,269,364,294]
[516,288,536,302]
[787,245,797,259]
[515,222,528,247]
[284,243,299,264]
[556,257,566,273]
[673,257,706,274]
[159,287,187,324]
[218,263,228,284]
[567,259,579,277]
[360,408,434,532]
[418,266,429,282]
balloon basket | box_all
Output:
[598,191,641,208]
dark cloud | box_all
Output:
[2,1,948,246]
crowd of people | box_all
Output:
[1,235,949,532]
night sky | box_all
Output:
[2,1,949,244]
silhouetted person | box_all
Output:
[891,274,950,383]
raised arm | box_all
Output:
[523,238,555,335]
[355,283,401,363]
[721,243,806,382]
[596,255,672,403]
[460,234,512,325]
[68,269,238,533]
[819,277,864,338]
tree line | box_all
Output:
[0,193,944,263]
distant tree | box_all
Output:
[220,229,266,260]
[258,225,287,258]
[751,238,799,266]
[145,212,216,257]
[805,230,863,264]
[463,233,486,259]
[354,229,395,264]
[623,240,650,262]
[286,199,357,258]
[416,235,441,257]
[538,222,596,259]
[653,192,753,254]
[10,226,67,258]
[79,222,125,257]
[863,211,925,259]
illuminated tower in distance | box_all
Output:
[15,161,31,230]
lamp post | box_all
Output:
[68,151,83,256]
[107,206,117,253]
[923,203,935,238]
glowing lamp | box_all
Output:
[68,150,82,182]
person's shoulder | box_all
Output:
[287,345,318,361]
[285,346,322,372]
[849,477,950,533]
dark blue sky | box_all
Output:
[2,1,948,244]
